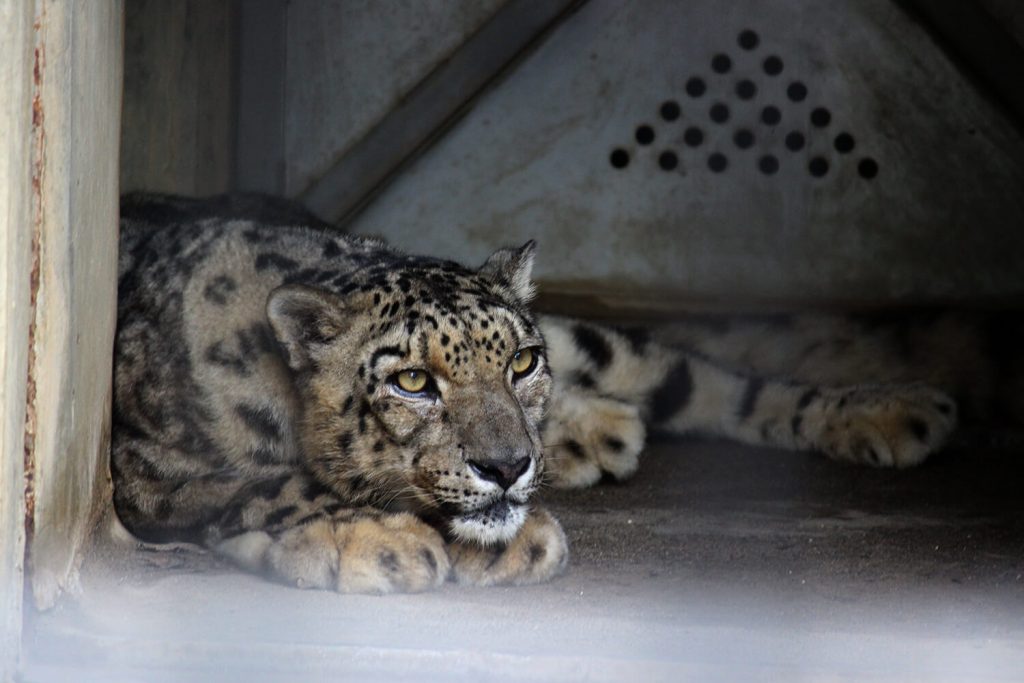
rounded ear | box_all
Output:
[266,285,348,371]
[478,240,537,304]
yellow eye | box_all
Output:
[395,370,429,393]
[510,348,536,376]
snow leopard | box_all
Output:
[113,192,1002,594]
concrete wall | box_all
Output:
[282,0,510,196]
[345,0,1024,310]
[0,2,35,677]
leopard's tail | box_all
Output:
[537,315,958,487]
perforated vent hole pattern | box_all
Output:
[608,28,879,181]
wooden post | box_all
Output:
[0,2,36,678]
[25,0,124,611]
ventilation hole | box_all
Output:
[834,132,855,153]
[763,55,784,76]
[784,131,805,151]
[686,77,707,98]
[809,157,829,177]
[733,129,754,149]
[609,149,630,169]
[738,29,759,50]
[736,79,757,100]
[858,157,879,179]
[708,153,728,173]
[758,155,780,175]
[761,106,781,126]
[711,54,732,74]
[811,107,831,127]
[635,125,655,145]
[710,103,730,124]
[684,127,705,147]
[787,81,808,102]
[658,150,679,171]
[660,100,681,122]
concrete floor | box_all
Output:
[22,437,1024,682]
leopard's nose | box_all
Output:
[467,457,531,490]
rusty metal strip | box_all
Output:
[23,16,46,552]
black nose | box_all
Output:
[468,457,531,490]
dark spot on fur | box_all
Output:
[235,403,281,441]
[341,396,354,415]
[420,548,438,572]
[907,417,929,441]
[565,440,587,459]
[791,415,803,435]
[205,341,250,376]
[247,446,279,466]
[250,475,289,500]
[797,388,820,410]
[529,543,546,564]
[294,512,327,528]
[572,325,613,369]
[604,436,625,452]
[379,549,401,572]
[264,505,298,528]
[574,372,596,389]
[302,479,332,501]
[650,359,693,423]
[338,431,353,455]
[617,326,650,355]
[322,241,342,258]
[737,378,763,419]
[155,498,174,521]
[370,345,403,369]
[255,253,299,272]
[203,275,237,305]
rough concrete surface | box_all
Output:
[22,438,1024,682]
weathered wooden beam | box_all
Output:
[0,1,35,676]
[25,0,124,612]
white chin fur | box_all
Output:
[449,502,527,546]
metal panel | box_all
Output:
[283,0,511,196]
[301,0,581,222]
[347,0,1024,309]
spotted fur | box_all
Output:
[113,193,986,593]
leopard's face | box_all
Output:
[268,244,550,545]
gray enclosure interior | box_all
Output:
[121,0,1024,311]
[26,0,1024,680]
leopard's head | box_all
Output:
[267,242,551,545]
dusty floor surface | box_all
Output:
[21,437,1024,682]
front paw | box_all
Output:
[449,507,568,586]
[819,383,957,468]
[259,512,450,593]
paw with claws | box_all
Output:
[543,390,647,489]
[220,512,450,594]
[818,383,957,468]
[448,508,569,586]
